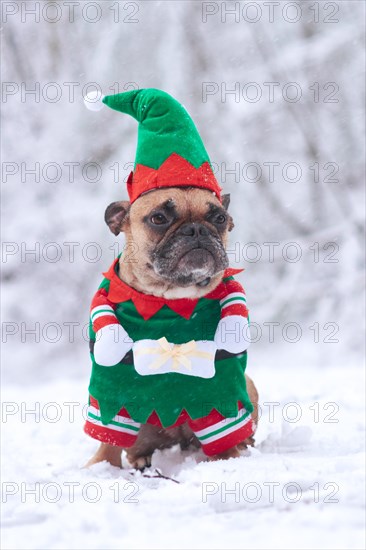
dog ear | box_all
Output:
[104,201,130,235]
[221,194,234,231]
[221,194,231,210]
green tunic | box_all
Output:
[88,275,253,428]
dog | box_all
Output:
[85,186,258,469]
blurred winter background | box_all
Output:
[1,2,365,549]
[2,0,365,381]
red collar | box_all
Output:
[103,259,243,321]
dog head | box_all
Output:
[105,187,234,299]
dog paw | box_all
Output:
[127,454,152,471]
[237,436,255,450]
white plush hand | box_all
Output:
[214,315,250,354]
[93,324,133,367]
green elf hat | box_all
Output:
[84,88,222,203]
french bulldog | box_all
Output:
[86,186,258,469]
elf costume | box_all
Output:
[84,89,254,456]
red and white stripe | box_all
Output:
[84,397,140,448]
[189,403,254,456]
[90,288,120,332]
[220,279,249,320]
[84,396,254,455]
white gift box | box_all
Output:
[133,338,217,378]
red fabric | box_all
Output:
[93,316,120,332]
[221,304,249,319]
[86,397,254,455]
[84,422,138,448]
[104,261,198,320]
[201,419,254,456]
[85,397,139,447]
[89,396,189,428]
[84,416,253,453]
[223,268,244,278]
[205,274,244,301]
[188,404,236,430]
[188,403,254,456]
[90,288,119,332]
[103,259,245,321]
[89,396,131,418]
[127,153,222,203]
[90,288,116,312]
[223,279,246,294]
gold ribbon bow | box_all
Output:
[135,337,213,372]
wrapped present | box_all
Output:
[133,337,217,378]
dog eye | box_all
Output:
[150,213,168,225]
[215,214,226,224]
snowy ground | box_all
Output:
[1,360,365,550]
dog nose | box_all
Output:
[179,223,209,237]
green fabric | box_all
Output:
[88,411,140,432]
[197,410,251,441]
[102,89,211,170]
[88,277,253,427]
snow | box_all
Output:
[2,2,365,548]
[2,361,365,550]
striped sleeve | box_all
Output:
[220,279,249,320]
[90,288,120,332]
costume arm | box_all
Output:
[219,279,249,320]
[90,288,133,367]
[90,288,120,332]
[214,278,250,353]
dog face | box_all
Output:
[105,187,234,298]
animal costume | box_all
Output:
[84,89,254,456]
